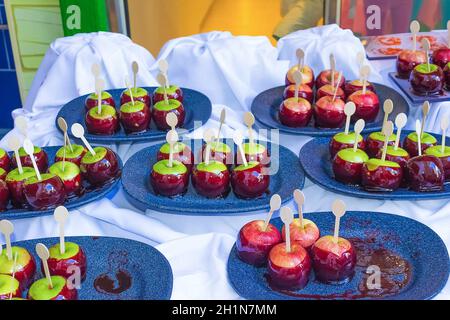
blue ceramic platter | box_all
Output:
[56,87,212,143]
[121,140,305,215]
[12,236,173,300]
[251,83,410,137]
[1,146,122,220]
[228,211,450,300]
[388,72,450,104]
[299,131,450,200]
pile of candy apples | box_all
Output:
[85,61,185,135]
[0,120,119,211]
[150,111,271,199]
[0,211,85,300]
[280,50,380,128]
[236,193,356,290]
[330,101,449,192]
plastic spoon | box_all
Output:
[421,101,430,138]
[166,113,178,131]
[131,61,139,90]
[166,130,179,168]
[332,199,346,244]
[95,78,105,115]
[353,119,365,152]
[293,189,305,228]
[203,129,215,165]
[296,48,305,71]
[23,139,41,181]
[382,99,394,133]
[57,117,73,152]
[361,65,370,94]
[124,78,135,105]
[158,59,170,88]
[381,121,394,162]
[280,207,294,252]
[263,194,282,231]
[332,72,343,102]
[394,113,407,150]
[71,123,96,156]
[243,112,256,149]
[156,73,169,105]
[344,102,356,135]
[36,243,53,288]
[422,38,431,72]
[54,206,69,255]
[0,220,13,260]
[410,20,420,51]
[233,130,248,167]
[416,120,423,156]
[8,136,23,174]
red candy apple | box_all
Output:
[344,80,375,97]
[46,242,87,281]
[28,276,77,300]
[84,91,115,111]
[396,49,427,79]
[5,167,36,207]
[85,105,119,135]
[54,144,87,167]
[236,143,270,167]
[283,84,313,103]
[0,274,21,299]
[279,97,312,127]
[120,87,151,106]
[425,146,450,181]
[119,101,151,133]
[157,142,194,172]
[200,142,233,167]
[316,70,346,89]
[153,85,184,104]
[231,162,269,199]
[444,63,450,90]
[313,96,346,128]
[285,65,315,88]
[11,146,48,173]
[152,100,185,130]
[150,159,189,197]
[432,47,450,69]
[23,173,66,210]
[366,132,396,158]
[329,132,366,159]
[281,219,320,249]
[316,84,346,101]
[0,148,10,172]
[406,155,444,192]
[332,148,369,185]
[361,158,403,191]
[410,64,444,96]
[347,90,380,122]
[192,161,230,198]
[0,246,36,290]
[403,132,437,157]
[49,161,82,196]
[80,147,119,186]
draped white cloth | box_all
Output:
[1,25,449,300]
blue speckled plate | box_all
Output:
[13,236,172,300]
[228,211,450,300]
[388,72,450,104]
[251,83,410,137]
[299,131,450,200]
[1,146,122,220]
[56,87,212,143]
[121,141,305,215]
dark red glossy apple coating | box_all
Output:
[432,154,450,181]
[0,170,6,181]
[23,175,66,210]
[283,84,314,103]
[119,104,151,133]
[281,220,320,249]
[311,236,356,284]
[406,155,444,192]
[329,137,366,159]
[55,148,87,167]
[120,90,151,106]
[409,66,444,96]
[85,110,119,135]
[316,84,346,101]
[62,173,82,195]
[316,70,346,89]
[361,163,403,191]
[444,63,450,90]
[403,136,436,158]
[9,249,37,290]
[85,95,115,111]
[46,247,87,280]
[153,87,184,104]
[348,90,380,122]
[267,242,312,289]
[0,152,10,172]
[278,98,312,127]
[231,163,269,199]
[150,170,189,197]
[396,50,427,78]
[6,178,29,208]
[192,166,230,198]
[432,48,450,69]
[0,179,10,211]
[80,148,120,186]
[235,147,271,167]
[200,144,233,167]
[344,81,375,97]
[313,96,346,128]
[375,149,410,185]
[158,146,194,172]
[152,105,185,130]
[332,154,365,185]
[236,220,282,266]
[11,149,48,173]
[366,135,395,158]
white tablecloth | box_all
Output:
[1,26,449,300]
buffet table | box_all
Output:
[1,26,449,300]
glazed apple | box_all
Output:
[0,148,10,172]
[200,142,233,167]
[366,131,397,158]
[231,162,269,199]
[85,105,119,135]
[376,146,410,185]
[444,63,450,90]
[311,235,356,284]
[347,90,380,122]
[153,85,184,104]
[152,100,185,130]
[80,147,119,186]
[396,49,427,79]
[281,218,320,249]
[344,80,375,97]
[84,91,115,111]
[150,159,189,197]
[432,47,450,69]
[23,173,66,210]
[406,155,444,192]
[0,274,21,299]
[361,158,403,191]
[403,132,437,157]
[192,161,230,198]
[5,167,36,207]
[0,179,10,211]
[157,142,194,172]
[316,84,346,101]
[410,64,444,96]
[0,246,36,289]
[285,65,315,88]
[119,101,151,133]
[283,84,314,103]
[236,220,282,266]
[313,96,346,128]
[267,242,312,289]
[11,146,48,173]
[425,146,450,181]
[316,70,346,89]
[28,276,77,300]
[49,161,82,196]
[46,242,87,280]
[120,87,151,106]
[55,144,87,167]
[279,97,312,127]
[236,143,270,167]
[332,148,369,185]
[329,132,366,159]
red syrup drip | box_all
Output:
[94,250,132,295]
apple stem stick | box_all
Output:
[58,117,73,153]
[203,129,215,165]
[156,73,169,105]
[422,38,431,72]
[125,78,135,106]
[293,71,302,101]
[62,144,66,172]
[421,101,430,138]
[293,189,305,228]
[166,130,179,168]
[71,123,96,156]
[381,121,394,162]
[296,48,305,71]
[8,137,23,174]
[280,207,294,253]
[244,112,256,149]
[216,108,226,144]
[263,194,281,231]
[361,66,370,95]
[382,99,394,133]
[357,52,365,82]
[332,199,346,244]
[332,72,343,102]
[416,120,423,156]
[233,130,248,167]
[132,61,139,90]
[9,251,18,300]
[95,78,105,115]
[330,54,336,87]
[166,112,178,131]
[394,113,408,150]
[23,139,41,181]
[441,118,449,153]
[54,206,69,255]
[36,243,53,289]
[344,102,356,135]
[158,59,170,88]
[0,220,13,261]
[410,20,420,51]
[353,119,365,152]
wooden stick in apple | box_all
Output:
[353,119,365,152]
[332,72,343,102]
[57,117,73,153]
[416,119,423,156]
[441,118,449,154]
[293,189,305,228]
[330,54,336,87]
[296,48,305,71]
[156,73,169,105]
[344,102,356,135]
[394,113,407,150]
[0,220,14,260]
[233,130,248,167]
[71,123,96,156]
[124,78,135,106]
[293,71,302,101]
[381,99,394,132]
[95,78,105,115]
[421,101,430,137]
[331,199,346,244]
[132,61,139,90]
[216,108,226,144]
[243,112,256,149]
[23,138,41,181]
[361,65,370,95]
[158,59,170,88]
[166,112,178,131]
[54,206,69,255]
[36,243,53,289]
[263,194,281,230]
[280,207,294,252]
[166,129,179,168]
[203,129,215,165]
[8,252,18,300]
[381,121,394,161]
[422,38,431,72]
[7,136,23,174]
[410,20,420,51]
